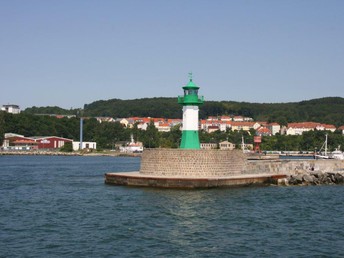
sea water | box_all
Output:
[1,155,344,257]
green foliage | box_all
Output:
[82,97,344,126]
[24,106,79,115]
[2,112,80,139]
[163,124,182,148]
[60,141,73,152]
[261,135,302,151]
[93,121,128,149]
[141,121,160,148]
[83,98,181,118]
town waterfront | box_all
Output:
[1,156,344,257]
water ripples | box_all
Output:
[1,156,344,257]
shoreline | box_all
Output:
[0,150,141,157]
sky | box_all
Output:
[1,0,344,109]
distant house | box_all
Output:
[157,122,171,132]
[1,104,21,114]
[200,118,262,133]
[243,117,254,121]
[2,133,72,150]
[167,119,182,127]
[96,117,115,123]
[286,122,336,135]
[267,123,281,135]
[220,116,232,121]
[229,121,260,132]
[208,125,220,133]
[11,139,38,150]
[32,136,73,149]
[118,118,129,127]
[219,141,235,150]
[2,133,36,150]
[233,116,244,122]
[137,122,148,130]
[207,116,218,121]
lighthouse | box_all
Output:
[178,73,204,149]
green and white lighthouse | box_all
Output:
[178,73,204,149]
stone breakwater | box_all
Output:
[105,148,344,188]
[280,172,344,186]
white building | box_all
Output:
[157,123,171,132]
[267,123,281,135]
[73,141,97,151]
[1,104,21,114]
[219,141,235,150]
[286,122,336,135]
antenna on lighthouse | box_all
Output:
[188,72,193,81]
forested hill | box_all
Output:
[24,97,344,126]
[24,106,78,116]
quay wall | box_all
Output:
[244,159,344,175]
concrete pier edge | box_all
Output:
[105,171,287,188]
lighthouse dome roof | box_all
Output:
[183,79,199,89]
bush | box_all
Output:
[60,142,73,152]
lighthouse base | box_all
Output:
[180,130,200,149]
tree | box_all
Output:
[94,121,127,149]
[143,121,159,148]
[60,141,73,152]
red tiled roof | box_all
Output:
[257,127,271,133]
[287,122,336,129]
[320,124,336,129]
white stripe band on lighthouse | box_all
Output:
[182,106,199,131]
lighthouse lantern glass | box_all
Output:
[184,89,198,95]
